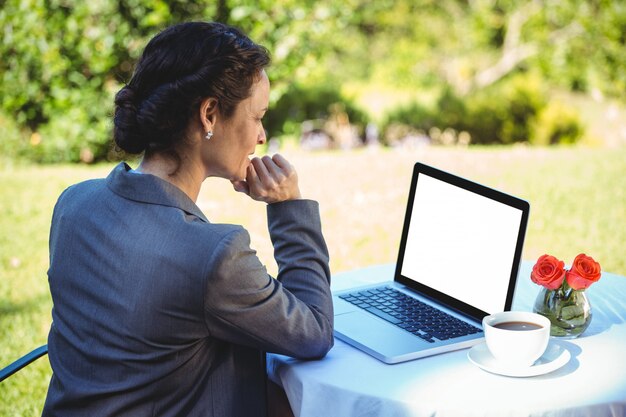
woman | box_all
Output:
[43,22,333,417]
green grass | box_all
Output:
[1,145,625,415]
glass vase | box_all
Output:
[533,285,592,338]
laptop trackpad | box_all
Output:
[334,310,429,357]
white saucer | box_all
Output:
[467,341,571,377]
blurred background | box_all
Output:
[2,0,626,159]
[1,0,625,414]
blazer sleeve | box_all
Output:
[203,199,333,359]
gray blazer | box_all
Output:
[43,162,333,417]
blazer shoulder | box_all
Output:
[174,219,248,256]
[193,222,248,250]
[54,178,107,209]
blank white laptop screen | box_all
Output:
[401,173,523,315]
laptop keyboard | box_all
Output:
[339,286,482,343]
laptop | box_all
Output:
[333,162,530,364]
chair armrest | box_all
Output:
[0,345,48,382]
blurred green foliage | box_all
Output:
[0,0,624,162]
[381,73,582,145]
[264,83,369,139]
[0,0,223,163]
[531,101,584,146]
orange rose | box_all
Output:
[566,253,602,290]
[531,254,566,290]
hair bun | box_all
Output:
[113,86,146,154]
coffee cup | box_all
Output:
[482,311,550,367]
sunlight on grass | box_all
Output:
[1,146,624,414]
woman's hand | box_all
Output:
[231,154,302,203]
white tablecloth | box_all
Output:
[267,262,626,417]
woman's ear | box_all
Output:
[199,97,219,133]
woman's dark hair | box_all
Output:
[113,22,270,156]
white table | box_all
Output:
[267,262,626,417]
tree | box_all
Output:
[0,0,623,162]
[0,0,220,162]
[0,0,339,162]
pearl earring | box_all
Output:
[205,131,213,140]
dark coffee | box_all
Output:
[493,321,542,331]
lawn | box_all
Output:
[1,145,625,415]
